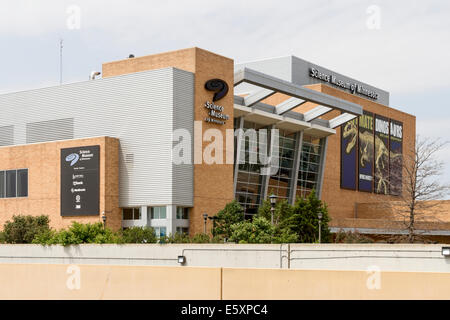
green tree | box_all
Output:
[257,198,293,225]
[3,215,51,244]
[212,200,245,238]
[229,216,275,244]
[281,190,331,243]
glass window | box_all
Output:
[122,208,141,220]
[17,169,28,197]
[176,227,189,235]
[154,227,167,238]
[0,171,4,198]
[6,170,16,198]
[176,207,189,219]
[149,206,167,219]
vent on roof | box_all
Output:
[26,118,74,144]
[0,125,14,146]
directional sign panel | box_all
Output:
[60,145,100,216]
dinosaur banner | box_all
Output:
[389,120,403,195]
[341,118,358,189]
[358,111,374,192]
[374,114,390,194]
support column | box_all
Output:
[316,136,329,200]
[260,124,276,202]
[289,131,304,205]
[233,116,245,195]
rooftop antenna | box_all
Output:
[59,38,63,85]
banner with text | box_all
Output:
[341,118,358,190]
[374,115,390,195]
[358,111,374,192]
[389,120,403,195]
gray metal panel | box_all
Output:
[26,118,74,144]
[172,70,195,206]
[291,56,389,106]
[0,67,194,208]
[0,126,14,146]
[236,56,389,106]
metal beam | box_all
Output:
[244,89,275,107]
[303,106,332,122]
[329,113,357,129]
[275,97,306,115]
[234,67,363,116]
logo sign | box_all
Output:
[205,79,229,102]
[60,145,100,216]
[65,153,80,166]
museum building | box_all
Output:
[0,47,432,238]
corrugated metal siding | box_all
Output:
[0,125,14,146]
[0,68,194,207]
[26,118,74,144]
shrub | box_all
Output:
[257,198,293,225]
[212,200,245,238]
[3,215,51,244]
[281,190,331,243]
[191,233,211,243]
[229,217,275,244]
[121,227,157,244]
[0,231,5,243]
[161,232,191,244]
[334,229,374,243]
[33,222,121,246]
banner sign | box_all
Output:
[61,145,100,216]
[340,118,358,190]
[389,120,403,195]
[358,111,374,192]
[374,115,390,194]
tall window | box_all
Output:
[0,169,28,199]
[234,121,267,217]
[267,130,297,201]
[296,135,324,199]
[154,227,167,238]
[122,207,141,220]
[149,206,167,220]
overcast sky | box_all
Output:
[1,0,449,190]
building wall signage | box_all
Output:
[61,145,100,216]
[310,67,379,100]
[341,115,403,196]
[204,79,230,125]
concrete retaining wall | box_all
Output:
[1,243,450,272]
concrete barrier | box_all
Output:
[1,243,450,272]
[1,263,450,299]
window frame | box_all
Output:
[0,168,28,199]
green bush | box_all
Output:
[191,233,211,243]
[212,200,245,238]
[121,227,157,244]
[257,198,293,225]
[280,190,331,243]
[33,222,121,246]
[3,215,51,244]
[0,231,5,243]
[229,216,275,244]
[161,232,191,244]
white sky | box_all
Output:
[0,0,449,190]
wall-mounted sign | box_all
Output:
[60,145,100,216]
[204,79,230,125]
[341,114,403,196]
[358,111,374,192]
[205,79,229,102]
[340,117,357,190]
[309,67,379,100]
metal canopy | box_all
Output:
[234,67,363,133]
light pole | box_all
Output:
[269,194,277,225]
[101,212,107,229]
[318,212,323,244]
[203,213,208,234]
